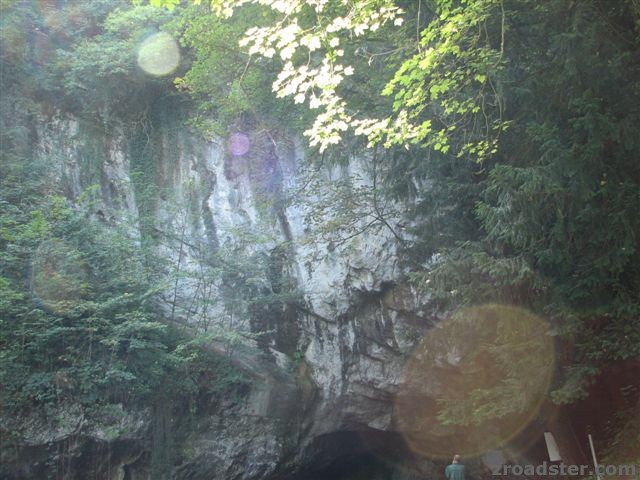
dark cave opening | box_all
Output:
[286,429,437,480]
[302,452,394,480]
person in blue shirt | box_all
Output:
[445,455,466,480]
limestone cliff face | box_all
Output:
[28,110,438,480]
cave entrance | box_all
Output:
[289,430,433,480]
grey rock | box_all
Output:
[5,112,439,480]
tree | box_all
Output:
[149,0,405,149]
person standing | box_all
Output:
[446,455,466,480]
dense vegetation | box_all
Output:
[0,2,249,477]
[1,0,639,475]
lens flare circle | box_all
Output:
[137,32,180,77]
[395,304,555,459]
[228,133,251,156]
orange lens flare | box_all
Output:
[395,304,556,458]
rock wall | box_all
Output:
[27,108,439,480]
